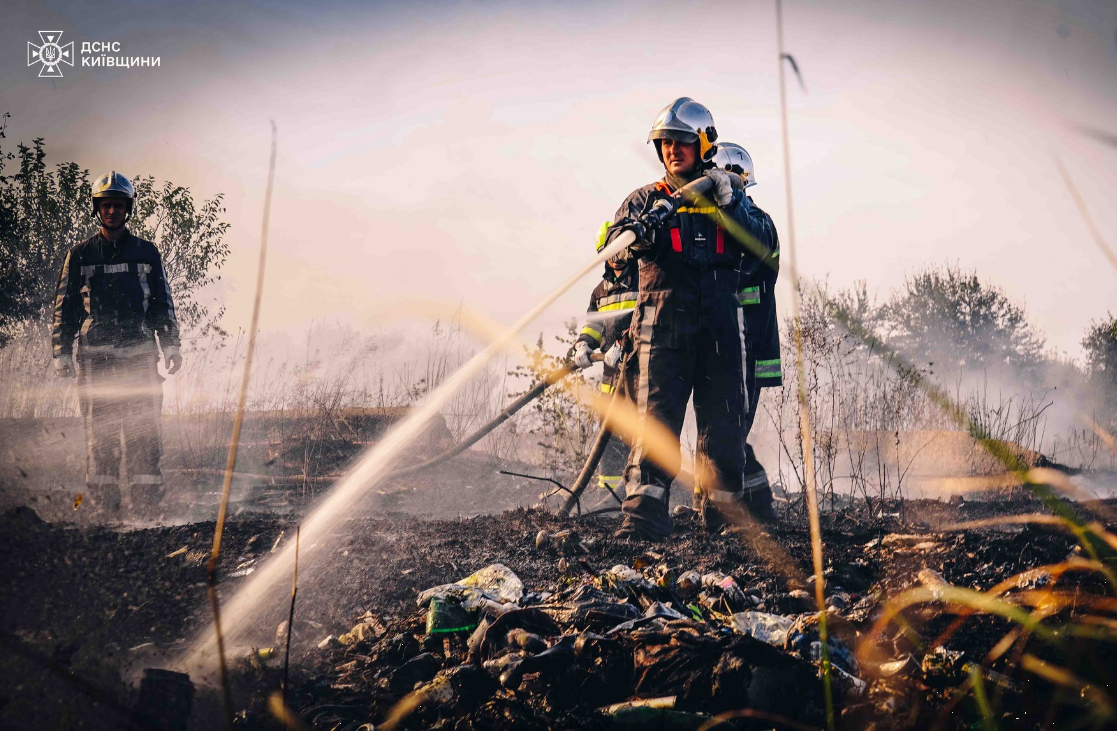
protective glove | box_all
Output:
[163,347,183,375]
[53,355,75,379]
[704,168,736,207]
[614,218,654,256]
[573,341,594,370]
[603,341,624,370]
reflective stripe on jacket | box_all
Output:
[577,265,638,350]
[52,230,180,358]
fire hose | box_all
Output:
[558,360,626,517]
[198,176,734,493]
[386,362,579,479]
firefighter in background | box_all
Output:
[709,142,782,523]
[52,172,182,518]
[573,221,639,498]
[602,98,780,540]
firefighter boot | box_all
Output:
[701,487,776,532]
[88,483,123,521]
[614,493,672,542]
[130,482,166,516]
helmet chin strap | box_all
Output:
[99,216,127,231]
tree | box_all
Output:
[129,177,230,337]
[1082,314,1117,406]
[0,116,230,345]
[879,265,1045,377]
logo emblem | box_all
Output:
[28,31,74,78]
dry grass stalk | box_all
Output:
[282,525,300,705]
[207,121,277,728]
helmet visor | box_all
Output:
[648,127,699,143]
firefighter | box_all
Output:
[573,221,639,496]
[52,171,181,518]
[710,142,781,524]
[602,98,779,540]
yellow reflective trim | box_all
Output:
[677,206,718,214]
[595,221,612,252]
[600,382,615,394]
[580,326,603,342]
[598,301,637,312]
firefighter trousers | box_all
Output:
[742,356,773,501]
[597,367,638,497]
[623,304,748,524]
[77,348,166,512]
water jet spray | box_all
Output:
[181,176,720,674]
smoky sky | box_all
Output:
[3,0,1116,358]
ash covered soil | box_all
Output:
[1,498,1115,730]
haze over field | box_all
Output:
[2,0,1116,359]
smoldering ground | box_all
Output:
[4,498,1117,730]
[4,267,1117,731]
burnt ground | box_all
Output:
[1,498,1116,730]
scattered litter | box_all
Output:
[827,590,851,610]
[420,563,524,608]
[882,533,940,551]
[917,567,947,587]
[338,612,387,645]
[878,654,919,678]
[608,564,644,582]
[676,570,701,597]
[1010,567,1052,590]
[731,611,794,645]
[426,598,478,636]
[165,546,187,559]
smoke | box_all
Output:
[754,275,1117,507]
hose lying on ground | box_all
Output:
[560,368,624,517]
[386,364,575,479]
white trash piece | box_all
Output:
[731,611,794,646]
[459,563,524,603]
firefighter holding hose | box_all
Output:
[601,98,780,540]
[51,172,181,519]
[573,222,639,498]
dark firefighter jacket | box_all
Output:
[737,195,782,388]
[52,230,181,358]
[606,179,778,340]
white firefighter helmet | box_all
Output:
[711,142,757,188]
[647,97,719,161]
[91,171,135,216]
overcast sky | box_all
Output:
[4,0,1116,362]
